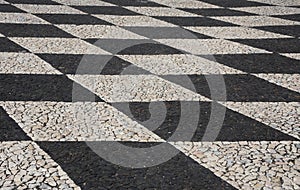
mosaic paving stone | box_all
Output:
[0,0,299,189]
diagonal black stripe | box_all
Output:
[153,16,236,26]
[113,101,298,141]
[212,53,300,74]
[117,43,184,55]
[254,25,300,38]
[100,0,166,7]
[179,8,256,16]
[0,24,75,38]
[0,37,28,52]
[231,38,300,53]
[37,54,150,75]
[0,107,31,141]
[197,0,272,7]
[72,6,140,15]
[4,0,59,4]
[37,141,237,190]
[35,14,112,25]
[0,4,25,12]
[272,14,300,22]
[0,74,104,102]
[187,74,300,102]
[122,26,212,39]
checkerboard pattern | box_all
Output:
[0,0,299,189]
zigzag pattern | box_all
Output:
[0,0,299,189]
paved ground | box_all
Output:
[0,0,300,189]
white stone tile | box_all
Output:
[250,0,300,6]
[211,15,300,26]
[119,54,244,75]
[173,141,300,190]
[156,39,270,55]
[1,101,162,142]
[254,73,300,93]
[0,13,49,24]
[124,7,199,17]
[53,0,115,6]
[9,37,110,54]
[68,74,208,102]
[281,53,300,60]
[14,4,85,14]
[0,52,61,74]
[185,26,292,39]
[0,141,80,189]
[222,102,300,139]
[151,0,219,8]
[56,25,146,39]
[93,15,176,27]
[0,0,8,4]
[231,6,300,15]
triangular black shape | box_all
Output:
[0,107,31,141]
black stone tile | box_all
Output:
[0,37,28,52]
[187,74,300,102]
[5,0,59,4]
[198,0,272,7]
[100,57,151,75]
[37,54,150,75]
[113,101,297,142]
[255,25,300,38]
[114,101,181,140]
[101,0,166,7]
[212,53,300,73]
[122,26,212,39]
[72,6,139,15]
[272,14,300,22]
[0,24,74,37]
[153,16,236,26]
[185,28,215,39]
[35,14,112,25]
[37,141,237,190]
[0,4,25,12]
[119,142,163,148]
[0,74,103,102]
[0,107,31,141]
[196,102,298,141]
[37,54,83,74]
[219,103,296,141]
[83,39,98,45]
[117,43,184,55]
[89,39,160,54]
[180,8,256,16]
[231,38,300,53]
[197,102,297,141]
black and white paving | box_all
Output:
[0,0,299,189]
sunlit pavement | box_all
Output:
[0,0,299,189]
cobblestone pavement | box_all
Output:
[0,0,299,189]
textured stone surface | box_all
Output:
[1,101,162,141]
[0,141,80,189]
[222,102,300,139]
[173,141,300,190]
[0,0,299,189]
